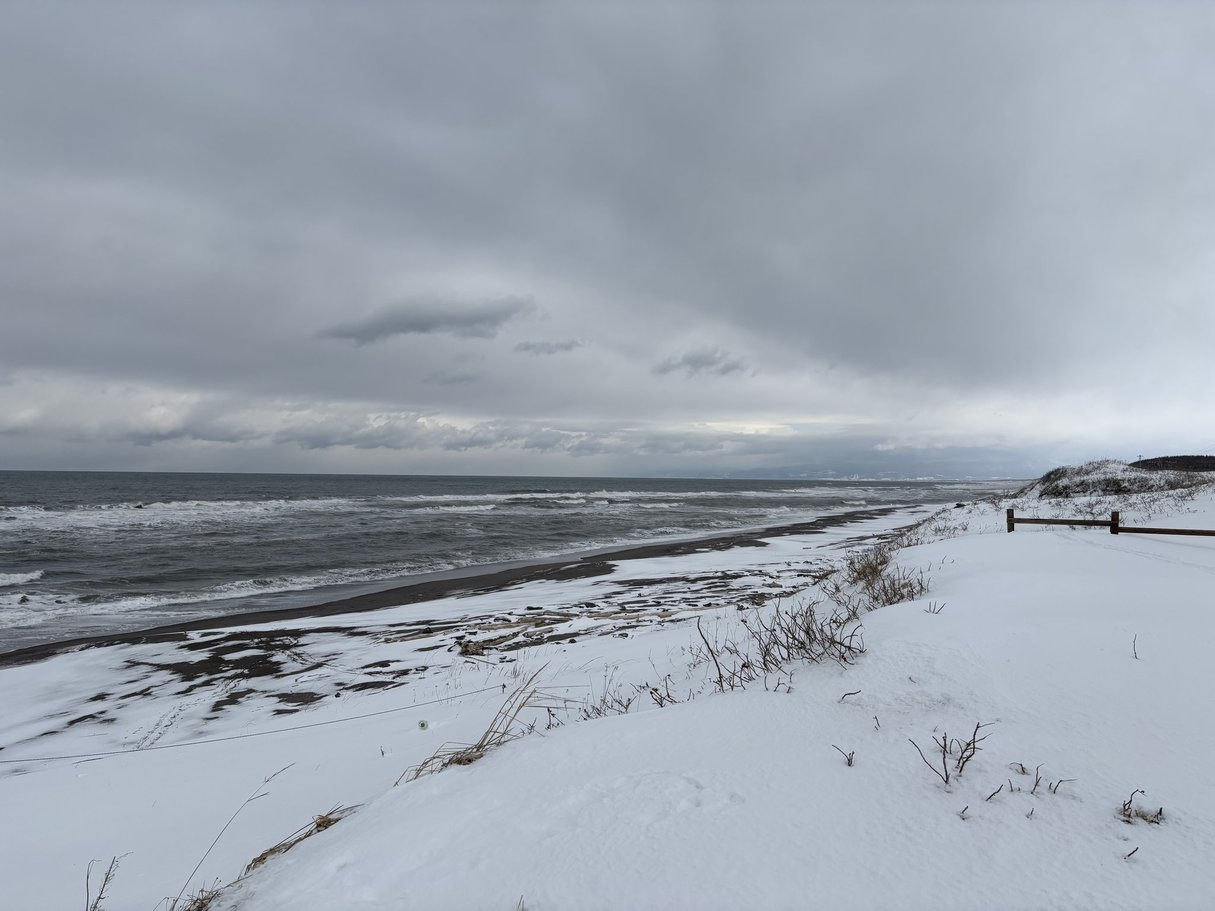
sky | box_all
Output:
[2,2,1213,479]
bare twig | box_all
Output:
[638,675,680,708]
[1119,789,1146,823]
[953,722,994,776]
[832,744,856,767]
[696,617,726,692]
[839,689,861,703]
[1117,789,1163,824]
[1124,846,1139,861]
[1132,634,1139,660]
[985,784,1003,802]
[909,736,950,786]
[740,599,866,672]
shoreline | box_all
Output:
[0,505,909,667]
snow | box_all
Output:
[5,475,1215,910]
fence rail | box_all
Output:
[1006,509,1215,538]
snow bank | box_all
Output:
[213,491,1215,910]
[6,478,1215,910]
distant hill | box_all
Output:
[1129,455,1215,472]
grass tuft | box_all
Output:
[242,806,358,878]
[1119,789,1164,825]
[85,855,123,911]
[399,668,562,784]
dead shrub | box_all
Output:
[909,722,993,788]
[690,616,761,691]
[740,599,866,672]
[823,540,931,615]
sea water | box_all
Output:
[0,471,1009,652]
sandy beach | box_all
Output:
[0,505,904,669]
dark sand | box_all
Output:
[0,507,902,668]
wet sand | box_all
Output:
[0,506,901,668]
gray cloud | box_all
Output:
[320,297,535,345]
[425,369,481,387]
[514,339,584,356]
[653,348,746,378]
[2,4,1214,476]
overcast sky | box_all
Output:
[2,2,1213,479]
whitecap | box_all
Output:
[0,570,44,586]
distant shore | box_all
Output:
[0,505,906,667]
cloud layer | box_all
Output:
[2,3,1214,477]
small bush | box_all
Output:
[740,599,865,673]
[909,722,993,787]
[821,538,931,616]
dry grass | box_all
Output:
[574,667,639,720]
[822,538,932,616]
[398,668,563,784]
[156,764,293,911]
[242,806,358,878]
[165,887,222,911]
[1032,460,1211,499]
[1119,789,1165,825]
[85,856,122,911]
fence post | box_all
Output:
[1007,508,1015,533]
[1111,510,1119,535]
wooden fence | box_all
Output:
[1006,509,1215,537]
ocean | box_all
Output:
[0,471,1011,653]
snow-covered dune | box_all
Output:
[5,467,1215,910]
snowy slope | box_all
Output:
[212,490,1215,910]
[6,476,1215,910]
[0,509,924,910]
